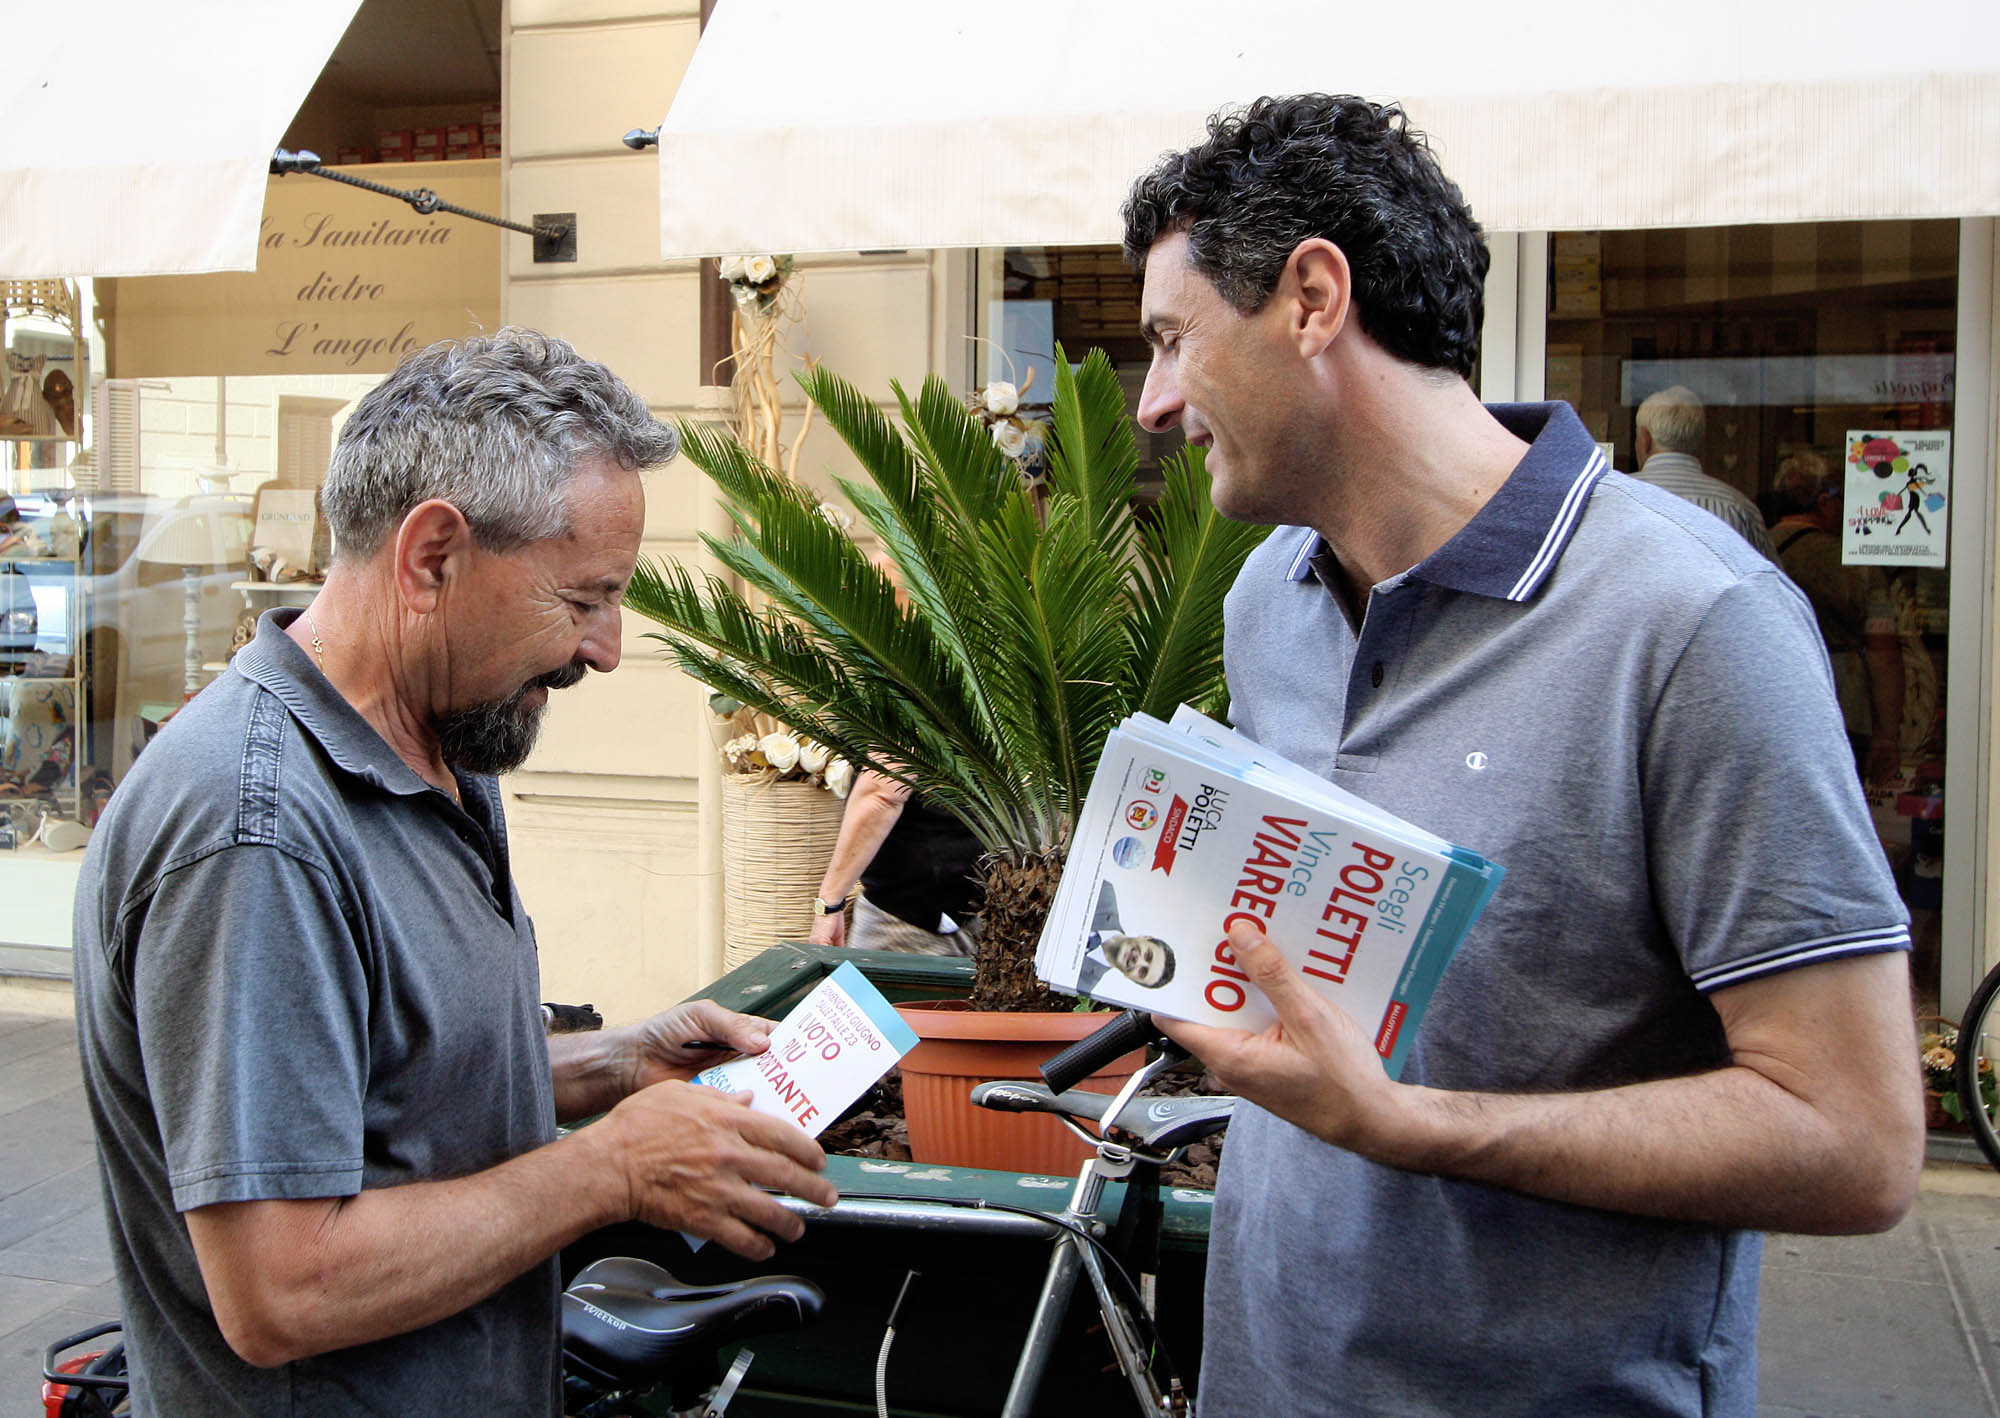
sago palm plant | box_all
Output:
[625,347,1268,1010]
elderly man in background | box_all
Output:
[73,329,837,1417]
[1633,384,1780,560]
[1771,449,1908,789]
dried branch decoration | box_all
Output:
[719,254,818,482]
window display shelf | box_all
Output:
[0,554,84,823]
[231,579,322,607]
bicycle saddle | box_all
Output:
[561,1256,824,1390]
[971,1081,1234,1153]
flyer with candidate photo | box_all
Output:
[1036,712,1503,1079]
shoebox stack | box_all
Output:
[374,107,500,163]
[1052,247,1141,340]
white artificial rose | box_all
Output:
[744,254,778,284]
[759,731,802,773]
[826,758,854,798]
[992,420,1029,458]
[719,255,747,282]
[983,381,1020,416]
[798,739,831,775]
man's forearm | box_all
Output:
[549,1028,636,1122]
[1863,634,1905,756]
[1377,1060,1918,1234]
[189,1129,629,1367]
[1172,943,1925,1238]
[1358,955,1922,1234]
[815,777,907,906]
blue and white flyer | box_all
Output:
[1036,710,1503,1079]
[695,961,918,1136]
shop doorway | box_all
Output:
[1506,219,1987,1013]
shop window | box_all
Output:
[1547,220,1958,1002]
[51,375,377,806]
[975,246,1184,495]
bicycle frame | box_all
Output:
[773,1043,1203,1417]
[1002,1148,1177,1417]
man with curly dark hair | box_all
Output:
[1125,95,1923,1417]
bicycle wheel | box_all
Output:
[1956,961,2000,1171]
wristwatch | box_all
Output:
[812,896,838,917]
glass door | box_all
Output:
[1529,220,1973,1011]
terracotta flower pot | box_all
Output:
[895,1000,1144,1174]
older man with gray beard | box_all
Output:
[73,329,837,1417]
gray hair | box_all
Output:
[1771,449,1838,516]
[321,327,677,560]
[1635,385,1705,455]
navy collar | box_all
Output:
[231,608,500,823]
[1286,401,1607,602]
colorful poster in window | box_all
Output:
[1843,430,1949,568]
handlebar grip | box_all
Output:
[1040,1009,1158,1094]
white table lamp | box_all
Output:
[136,502,252,698]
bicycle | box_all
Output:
[42,1268,824,1418]
[1956,959,2000,1170]
[45,1010,1230,1418]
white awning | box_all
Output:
[1,1,362,279]
[658,0,2000,258]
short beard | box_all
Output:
[438,660,587,776]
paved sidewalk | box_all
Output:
[1,979,1997,1416]
[0,984,121,1417]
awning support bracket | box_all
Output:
[270,150,576,263]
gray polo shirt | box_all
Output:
[1201,403,1908,1418]
[74,611,561,1417]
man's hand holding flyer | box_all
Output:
[695,961,917,1134]
[1036,710,1503,1078]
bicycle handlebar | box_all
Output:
[1039,1009,1160,1094]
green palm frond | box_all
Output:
[624,342,1271,874]
[1126,444,1271,720]
[1044,349,1140,552]
[898,374,1015,533]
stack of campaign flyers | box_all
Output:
[1034,709,1504,1079]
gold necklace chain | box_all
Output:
[302,606,326,672]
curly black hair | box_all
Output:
[1122,94,1488,380]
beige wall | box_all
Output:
[500,2,967,1021]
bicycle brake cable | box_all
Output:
[831,1191,1180,1390]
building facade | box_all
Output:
[3,0,1995,1032]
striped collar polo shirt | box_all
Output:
[1197,399,1908,1418]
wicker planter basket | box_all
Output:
[719,773,847,972]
